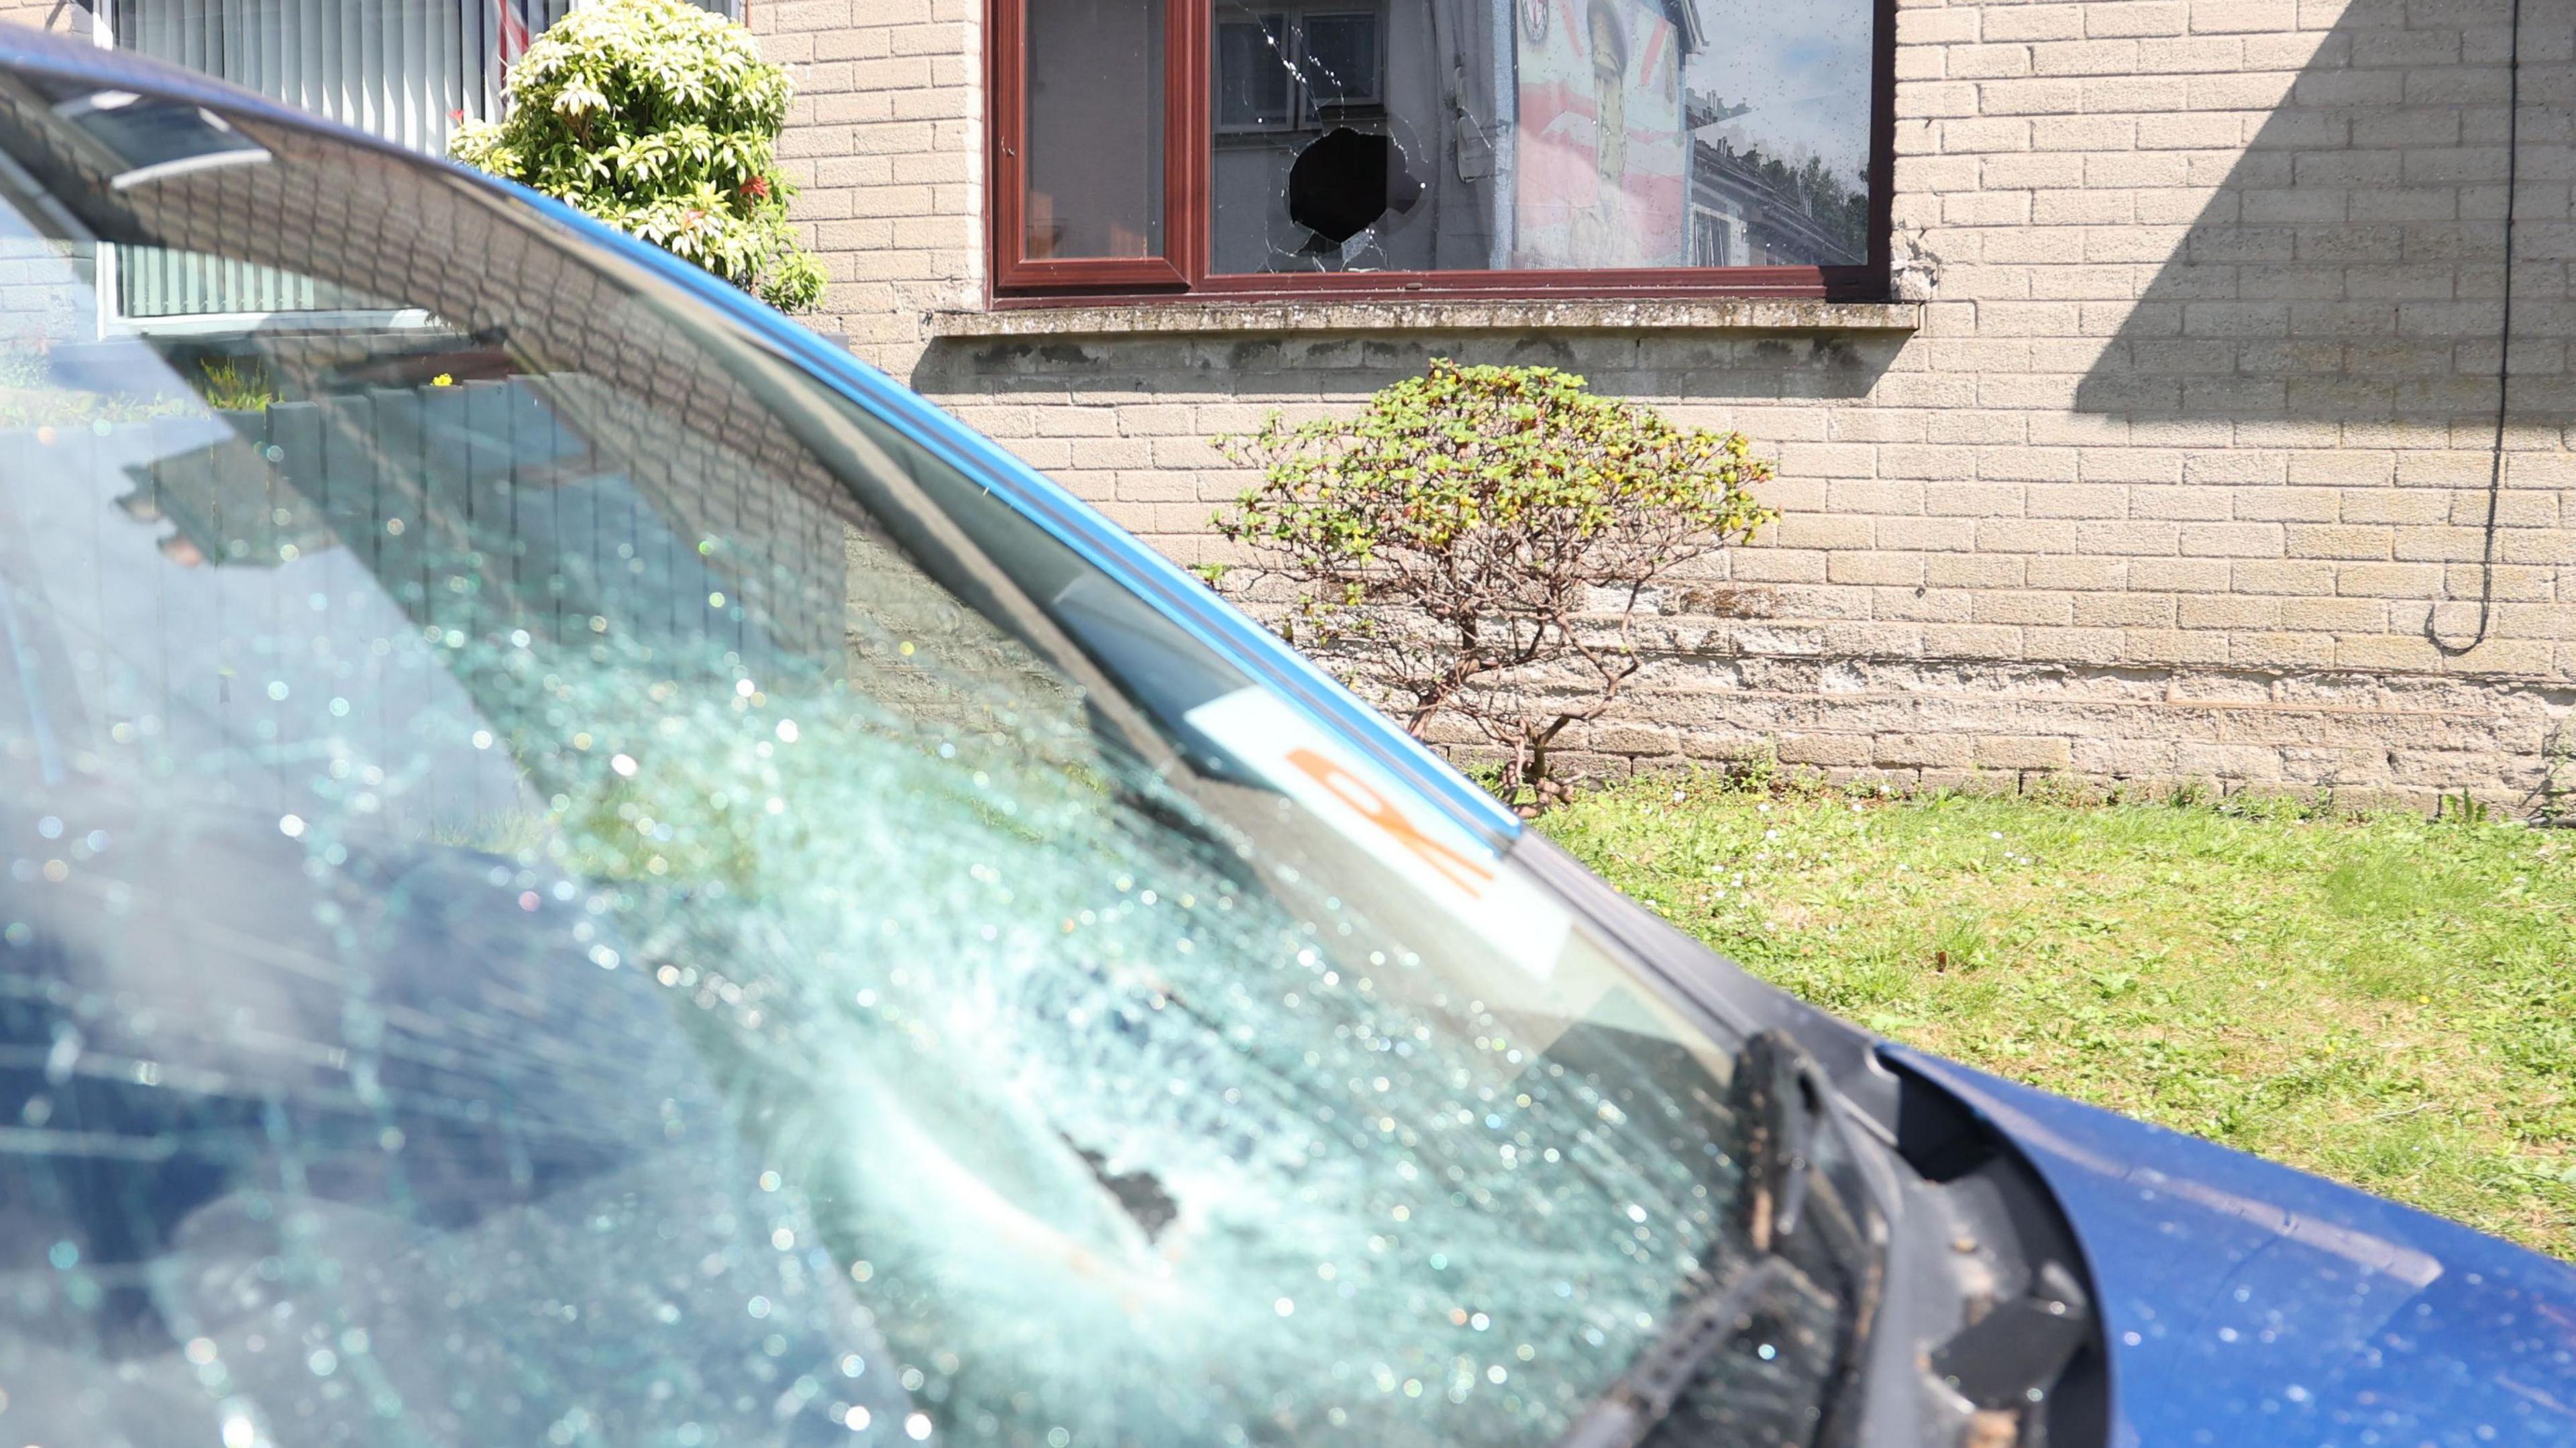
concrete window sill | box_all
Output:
[925,297,1922,339]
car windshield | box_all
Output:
[0,67,1858,1447]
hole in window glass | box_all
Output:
[1287,125,1422,245]
[1208,0,1871,273]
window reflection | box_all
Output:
[1208,0,1870,272]
[1683,0,1872,266]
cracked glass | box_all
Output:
[0,67,1856,1448]
[1205,0,1873,274]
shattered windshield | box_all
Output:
[0,70,1856,1447]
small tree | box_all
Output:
[449,0,825,311]
[1214,360,1776,812]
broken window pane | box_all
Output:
[1299,11,1381,113]
[1023,0,1165,259]
[1216,13,1294,129]
[1209,0,1872,273]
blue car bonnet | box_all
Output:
[1890,1046,2576,1446]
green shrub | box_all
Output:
[449,0,825,311]
[195,357,276,412]
[1213,359,1776,811]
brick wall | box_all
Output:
[749,0,983,358]
[753,0,2576,812]
[0,3,91,36]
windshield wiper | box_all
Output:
[1552,1030,1882,1448]
[1555,1256,1813,1448]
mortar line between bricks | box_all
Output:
[1617,650,2574,695]
[1650,687,2526,721]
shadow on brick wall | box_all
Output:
[2071,0,2573,430]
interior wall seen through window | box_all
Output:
[1022,0,1166,260]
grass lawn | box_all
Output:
[1540,778,2576,1261]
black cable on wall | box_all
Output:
[2428,0,2524,657]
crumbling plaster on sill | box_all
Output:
[924,297,1922,339]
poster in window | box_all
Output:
[1511,0,1686,268]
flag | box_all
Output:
[497,0,533,84]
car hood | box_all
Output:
[1886,1046,2576,1447]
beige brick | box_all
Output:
[1976,735,2074,769]
[2228,559,2339,596]
[1776,514,1880,551]
[2337,563,2449,598]
[2073,591,2177,627]
[2179,595,2279,629]
[2190,0,2294,34]
[2078,521,2184,555]
[2027,555,2128,590]
[2026,484,2128,517]
[1925,624,2030,658]
[1929,554,2030,588]
[2176,743,2285,780]
[2336,635,2447,672]
[1879,586,1976,622]
[2234,487,2342,522]
[2031,40,2142,76]
[2282,598,2389,632]
[2394,526,2496,563]
[2180,522,2286,557]
[2130,486,2235,520]
[1949,46,2035,80]
[2286,525,2394,559]
[1984,6,2086,42]
[1776,734,1874,767]
[1829,552,1930,587]
[1876,733,1975,767]
[1975,591,2077,624]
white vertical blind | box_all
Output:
[114,0,741,317]
[109,0,637,317]
[117,0,573,152]
[117,0,732,150]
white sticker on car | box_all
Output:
[1183,687,1572,977]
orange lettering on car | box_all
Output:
[1284,747,1494,896]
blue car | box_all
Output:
[0,30,2567,1448]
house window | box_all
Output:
[1022,0,1166,260]
[990,0,1890,301]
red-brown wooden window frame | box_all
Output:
[988,0,1203,292]
[986,0,1897,307]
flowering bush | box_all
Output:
[450,0,825,311]
[1214,360,1776,811]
